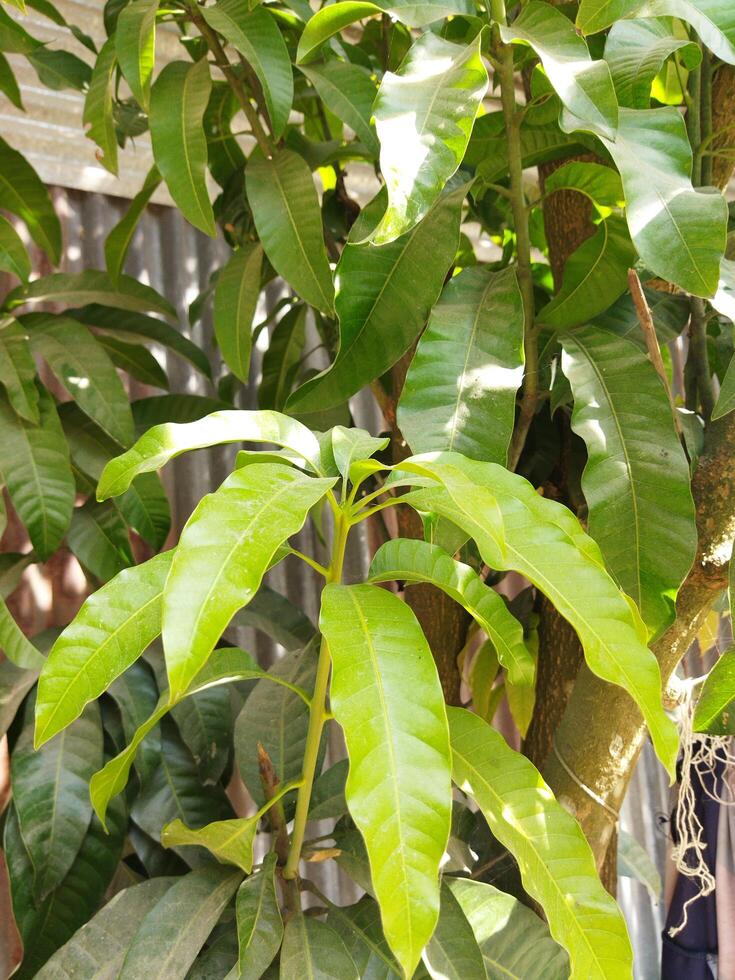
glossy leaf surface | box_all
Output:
[235,853,283,979]
[214,244,263,382]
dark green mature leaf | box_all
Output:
[27,47,91,91]
[5,797,126,979]
[0,316,38,421]
[447,877,568,980]
[162,463,335,697]
[693,649,735,735]
[171,679,231,784]
[12,700,103,900]
[369,539,534,686]
[150,59,215,236]
[544,160,624,208]
[109,659,161,783]
[540,215,636,329]
[561,326,696,636]
[617,829,662,899]
[449,707,633,979]
[105,167,162,285]
[118,866,242,980]
[161,813,259,872]
[246,147,334,314]
[604,16,701,108]
[321,584,452,978]
[326,895,402,978]
[714,354,735,420]
[0,51,23,109]
[424,881,486,980]
[97,334,169,389]
[0,385,74,559]
[84,37,118,175]
[259,304,307,410]
[501,1,618,140]
[235,853,283,979]
[0,135,61,262]
[232,585,315,651]
[0,4,38,55]
[35,551,173,747]
[0,598,44,669]
[288,182,465,413]
[0,214,30,281]
[204,82,245,187]
[24,313,134,445]
[600,107,727,297]
[0,659,39,740]
[398,265,524,464]
[309,758,348,821]
[200,2,293,139]
[7,270,177,319]
[116,0,157,109]
[300,60,379,156]
[593,284,689,346]
[369,33,487,244]
[68,499,134,581]
[470,113,593,182]
[214,244,263,382]
[280,915,359,980]
[35,878,178,980]
[98,409,324,498]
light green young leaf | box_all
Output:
[449,707,633,979]
[0,135,61,262]
[280,915,359,980]
[163,463,336,697]
[35,551,172,747]
[321,584,452,978]
[235,853,283,979]
[246,147,334,314]
[150,59,215,236]
[331,424,389,483]
[24,313,135,446]
[287,182,465,413]
[398,265,524,464]
[500,1,618,140]
[258,304,307,411]
[6,270,177,319]
[369,33,487,244]
[200,2,293,139]
[561,326,696,636]
[116,0,157,110]
[67,500,134,582]
[214,243,263,382]
[369,539,534,687]
[97,409,324,498]
[161,815,259,873]
[105,167,162,285]
[0,214,30,281]
[118,866,242,980]
[423,881,486,980]
[300,60,379,156]
[0,598,44,669]
[544,160,624,209]
[539,215,637,329]
[693,648,735,735]
[0,385,74,559]
[0,316,38,421]
[83,37,118,176]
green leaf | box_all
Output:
[12,700,103,900]
[27,47,91,91]
[246,147,334,314]
[471,113,594,183]
[370,34,487,244]
[35,551,173,747]
[617,829,662,899]
[423,880,486,979]
[330,424,389,483]
[500,2,618,140]
[0,5,39,56]
[449,707,633,979]
[447,877,569,980]
[604,16,701,108]
[0,658,39,739]
[118,866,242,980]
[0,315,38,421]
[398,265,524,464]
[0,135,61,262]
[150,59,215,236]
[593,284,689,346]
[259,304,307,410]
[369,539,534,686]
[561,326,696,636]
[0,597,44,669]
[544,160,625,210]
[235,853,283,979]
[309,759,348,821]
[214,244,263,382]
[713,348,735,420]
[321,584,452,978]
[67,499,134,581]
[83,37,118,175]
[97,333,170,389]
[162,815,258,873]
[170,679,231,783]
[280,915,359,980]
[539,215,637,329]
[0,51,23,109]
[0,214,29,281]
[693,648,735,735]
[97,409,324,499]
[326,895,403,978]
[24,313,135,445]
[163,463,336,697]
[288,182,465,413]
[232,585,316,651]
[35,878,178,980]
[0,385,74,559]
[600,107,727,297]
[7,270,177,319]
[300,60,379,156]
[576,0,644,33]
[297,2,384,63]
[116,0,157,110]
[200,2,293,139]
[403,453,679,775]
[204,82,246,187]
[105,167,162,285]
[108,659,161,784]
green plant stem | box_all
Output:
[687,61,702,185]
[283,513,350,881]
[689,296,715,420]
[700,49,714,187]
